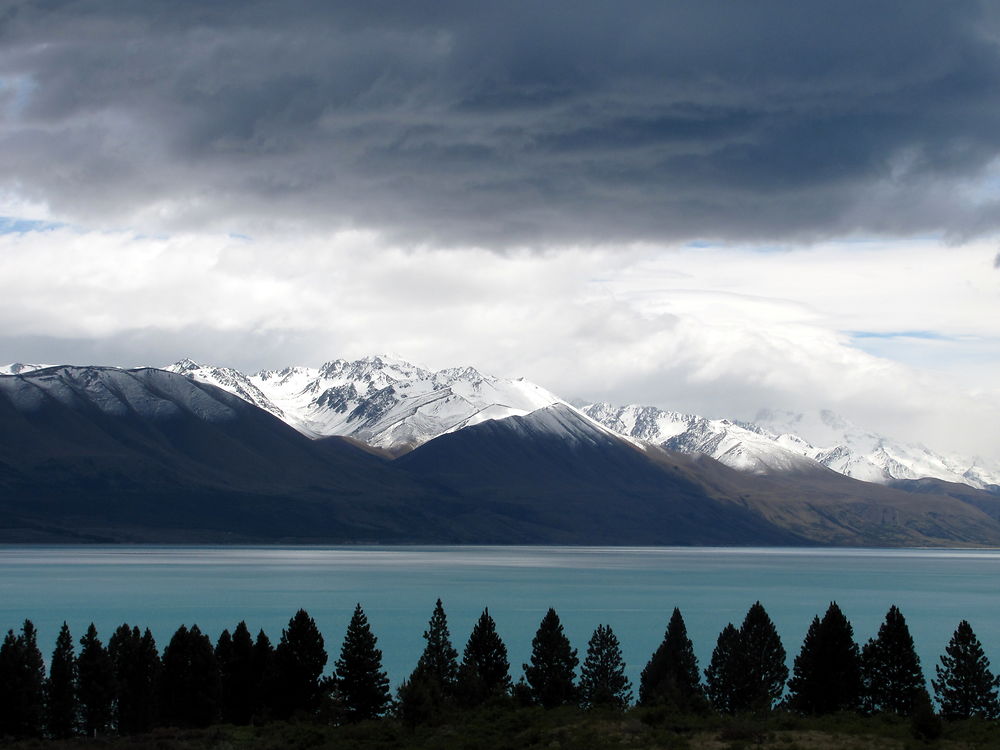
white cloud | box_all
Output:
[0,226,998,460]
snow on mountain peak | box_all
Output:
[0,363,52,376]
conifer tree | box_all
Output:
[523,608,579,708]
[788,602,862,714]
[458,608,512,705]
[77,624,114,737]
[109,624,160,734]
[737,601,788,712]
[933,620,999,719]
[159,624,220,728]
[251,629,276,720]
[46,622,78,738]
[639,607,703,709]
[218,622,256,724]
[0,620,46,738]
[579,624,632,709]
[398,599,460,724]
[705,623,742,714]
[862,605,925,715]
[273,609,328,719]
[334,603,391,721]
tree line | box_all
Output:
[0,599,996,739]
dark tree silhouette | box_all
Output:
[46,622,78,738]
[398,599,460,725]
[705,623,742,714]
[0,620,46,738]
[335,604,391,722]
[251,628,277,720]
[109,624,160,734]
[77,624,114,737]
[788,602,862,714]
[159,624,220,728]
[862,605,925,715]
[933,620,999,719]
[579,624,632,709]
[737,601,788,712]
[639,607,703,710]
[217,621,257,724]
[273,609,328,719]
[523,608,579,708]
[458,608,511,706]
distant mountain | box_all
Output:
[3,365,1000,546]
[14,355,998,493]
[752,409,1000,490]
[0,363,50,375]
[166,355,563,453]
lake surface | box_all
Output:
[1,545,998,691]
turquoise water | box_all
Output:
[1,545,998,691]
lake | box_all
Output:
[1,545,997,692]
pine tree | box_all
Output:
[523,608,579,708]
[109,624,160,734]
[414,599,459,693]
[458,608,511,706]
[273,609,328,719]
[736,601,788,712]
[788,602,862,714]
[862,605,925,715]
[639,607,703,709]
[705,623,742,714]
[0,620,46,738]
[46,622,78,738]
[933,620,999,719]
[251,629,277,721]
[579,624,632,709]
[77,624,115,737]
[218,621,256,725]
[159,624,220,728]
[397,599,460,725]
[335,604,391,722]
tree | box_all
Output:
[933,620,999,719]
[705,623,742,714]
[109,624,160,734]
[737,601,788,712]
[46,622,79,738]
[639,607,703,710]
[523,608,579,708]
[862,605,925,715]
[77,624,115,737]
[251,629,276,721]
[458,608,511,706]
[159,624,220,728]
[273,609,328,719]
[787,602,862,714]
[397,599,460,725]
[335,604,391,722]
[0,620,46,738]
[218,622,257,724]
[579,624,632,709]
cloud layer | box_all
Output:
[3,1,1000,244]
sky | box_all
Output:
[0,0,999,459]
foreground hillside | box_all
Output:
[2,709,998,750]
[2,365,1000,546]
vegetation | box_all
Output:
[2,598,1000,746]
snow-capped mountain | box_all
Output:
[582,402,999,491]
[167,355,564,452]
[752,409,1000,490]
[0,363,50,375]
[581,403,824,475]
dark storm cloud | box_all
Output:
[2,0,1000,244]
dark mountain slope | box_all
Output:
[396,405,808,545]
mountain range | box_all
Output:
[1,357,998,546]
